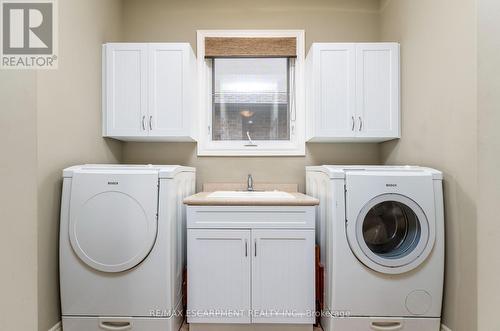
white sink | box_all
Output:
[208,190,295,199]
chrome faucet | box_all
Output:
[247,174,254,191]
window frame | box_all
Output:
[196,30,306,156]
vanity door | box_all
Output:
[187,229,251,324]
[251,229,315,324]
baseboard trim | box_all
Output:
[48,321,62,331]
[441,324,452,331]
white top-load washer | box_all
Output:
[60,164,195,331]
[306,166,444,331]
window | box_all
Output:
[212,58,290,143]
[197,30,305,156]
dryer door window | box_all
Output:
[350,193,432,273]
[362,200,421,259]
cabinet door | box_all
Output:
[355,43,400,139]
[148,44,189,137]
[313,43,356,139]
[252,229,315,324]
[187,229,251,324]
[104,44,148,137]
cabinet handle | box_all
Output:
[141,115,146,131]
[359,116,363,131]
[149,116,153,130]
[351,116,355,131]
[245,239,248,257]
[254,240,257,257]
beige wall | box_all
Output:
[477,0,500,329]
[122,0,381,47]
[122,143,379,192]
[36,0,123,330]
[0,72,38,331]
[121,0,382,190]
[1,1,488,330]
[379,0,477,330]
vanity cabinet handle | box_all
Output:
[245,239,248,257]
[254,240,257,257]
[351,115,355,131]
[141,115,146,131]
[359,116,363,131]
[149,116,153,130]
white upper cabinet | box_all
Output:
[103,43,196,141]
[306,43,356,140]
[306,42,400,142]
[356,43,400,139]
[104,44,148,137]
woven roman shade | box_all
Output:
[204,37,297,58]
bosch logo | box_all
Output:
[107,181,119,185]
[386,183,397,187]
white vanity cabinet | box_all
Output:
[102,43,196,141]
[188,229,252,324]
[306,42,400,142]
[186,205,316,326]
[251,229,315,324]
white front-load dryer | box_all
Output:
[60,165,195,331]
[306,166,444,331]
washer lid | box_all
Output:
[68,170,159,273]
[306,165,443,180]
[345,172,436,274]
[63,164,195,179]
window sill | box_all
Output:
[197,141,305,156]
